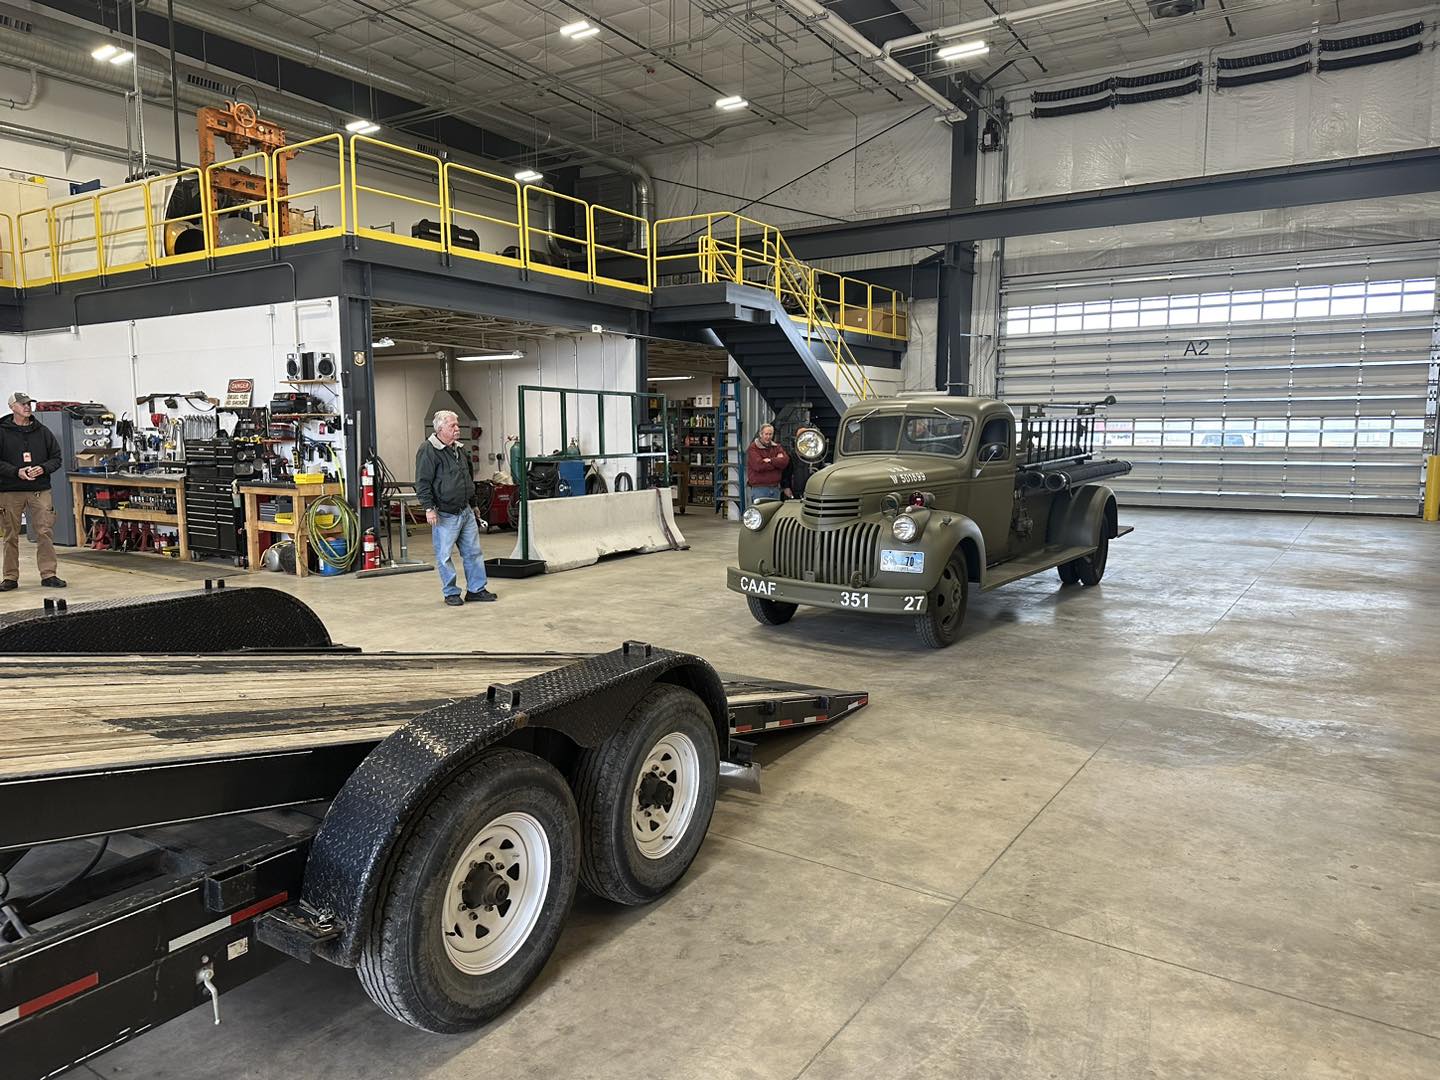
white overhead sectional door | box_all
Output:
[997,246,1440,514]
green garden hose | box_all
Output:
[304,494,360,572]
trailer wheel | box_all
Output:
[1056,560,1080,584]
[747,595,798,625]
[357,749,578,1034]
[915,550,968,648]
[1075,532,1109,586]
[573,684,719,906]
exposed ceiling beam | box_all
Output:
[783,147,1440,258]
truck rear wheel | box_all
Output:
[573,684,719,906]
[915,550,969,648]
[747,595,798,625]
[357,749,579,1033]
[1075,532,1109,586]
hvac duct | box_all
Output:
[1,64,37,109]
[425,355,479,430]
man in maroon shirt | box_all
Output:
[745,423,789,504]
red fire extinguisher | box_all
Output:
[360,461,376,508]
[362,528,380,571]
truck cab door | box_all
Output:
[970,416,1016,562]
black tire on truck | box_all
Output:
[1075,530,1109,586]
[747,595,798,625]
[357,749,579,1034]
[915,549,969,649]
[1056,560,1080,584]
[572,684,720,906]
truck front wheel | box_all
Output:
[1075,532,1109,586]
[747,595,798,625]
[915,550,969,648]
[573,684,720,905]
[357,750,579,1033]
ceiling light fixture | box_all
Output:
[110,50,134,64]
[559,20,598,38]
[91,43,118,60]
[936,39,988,62]
[458,351,525,362]
[514,168,544,183]
[647,375,693,382]
[371,336,394,349]
[715,95,749,111]
[345,119,380,135]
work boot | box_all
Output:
[464,589,497,602]
[0,580,15,591]
[444,594,463,607]
[41,576,66,588]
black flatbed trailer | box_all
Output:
[0,586,868,1079]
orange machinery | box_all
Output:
[196,101,289,239]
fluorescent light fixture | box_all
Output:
[458,351,525,362]
[559,20,598,38]
[715,95,748,111]
[371,336,394,349]
[647,375,693,382]
[936,39,988,62]
[109,49,134,64]
[345,119,380,134]
[91,44,118,60]
[514,168,543,183]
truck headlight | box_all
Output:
[795,428,828,463]
[742,507,764,531]
[891,514,918,542]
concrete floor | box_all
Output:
[6,507,1438,1078]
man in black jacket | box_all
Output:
[0,392,66,590]
[415,409,495,607]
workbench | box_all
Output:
[68,473,189,560]
[241,481,345,578]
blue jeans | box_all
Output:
[432,509,487,597]
[750,485,781,505]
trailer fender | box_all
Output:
[296,644,727,967]
[1048,484,1117,549]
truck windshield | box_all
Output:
[840,413,973,457]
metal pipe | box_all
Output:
[167,0,181,169]
[881,0,1119,57]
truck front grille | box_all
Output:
[772,517,880,585]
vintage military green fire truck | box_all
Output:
[727,394,1133,647]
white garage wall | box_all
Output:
[642,105,950,235]
[373,334,639,485]
[0,296,345,450]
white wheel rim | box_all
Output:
[631,732,701,860]
[440,811,551,976]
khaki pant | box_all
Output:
[0,489,58,582]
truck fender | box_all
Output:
[925,514,987,583]
[1048,484,1117,549]
[298,644,727,967]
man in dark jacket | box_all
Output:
[0,392,65,590]
[416,409,495,607]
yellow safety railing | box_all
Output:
[274,134,346,246]
[350,135,445,251]
[443,162,522,268]
[96,179,155,274]
[590,204,651,293]
[17,206,54,286]
[50,192,103,283]
[0,134,904,354]
[204,151,274,258]
[0,213,15,287]
[148,168,208,267]
[522,185,591,284]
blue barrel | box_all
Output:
[316,537,349,575]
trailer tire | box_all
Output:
[915,549,968,648]
[573,684,719,906]
[747,595,798,625]
[1075,532,1109,586]
[357,749,579,1034]
[1056,560,1080,585]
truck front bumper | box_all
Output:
[727,567,931,614]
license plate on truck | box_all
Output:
[880,549,925,574]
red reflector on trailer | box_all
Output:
[0,972,99,1027]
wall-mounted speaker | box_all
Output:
[316,353,335,378]
[285,353,300,378]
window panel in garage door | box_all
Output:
[997,253,1439,514]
